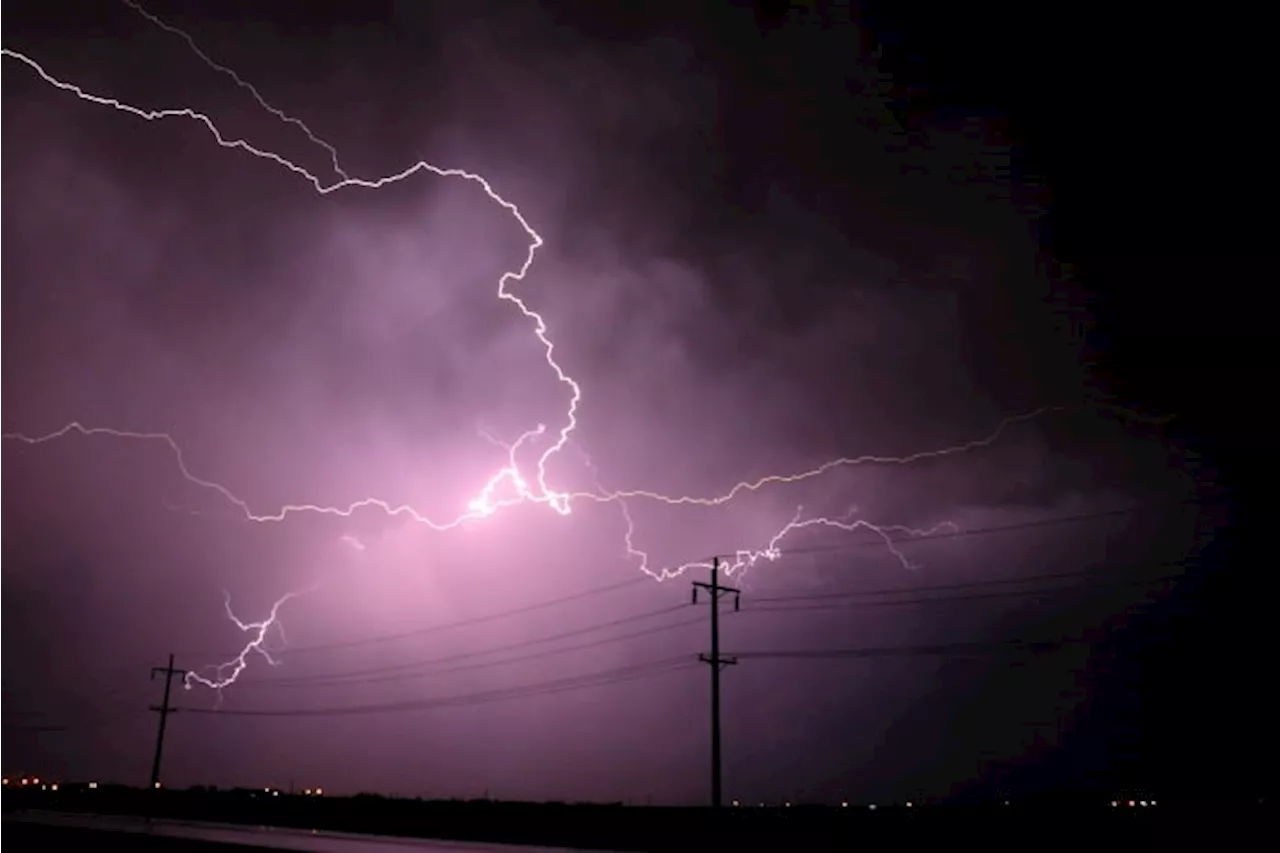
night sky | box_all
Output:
[2,1,1271,806]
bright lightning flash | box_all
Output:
[1,11,1056,691]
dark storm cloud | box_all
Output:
[3,0,1198,805]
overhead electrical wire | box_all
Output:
[241,563,1184,688]
[746,566,1184,608]
[248,612,711,689]
[47,563,1163,726]
[146,502,1205,718]
[276,575,653,656]
[725,639,1071,659]
[248,568,1179,688]
[180,637,1078,719]
[752,565,1175,602]
[231,501,1192,663]
[743,585,1163,614]
[180,657,700,718]
[255,604,696,684]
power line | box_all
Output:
[744,585,1164,614]
[226,567,1162,689]
[11,566,1175,728]
[191,502,1200,663]
[244,612,710,689]
[275,575,652,656]
[255,604,696,684]
[186,636,1081,719]
[726,640,1072,659]
[179,657,699,718]
[748,565,1184,605]
[231,562,1181,687]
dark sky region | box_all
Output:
[1,0,1270,806]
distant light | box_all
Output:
[868,804,877,811]
[906,801,913,808]
[41,785,48,791]
[1111,801,1118,807]
[33,777,40,785]
[1140,800,1148,807]
[784,802,791,808]
[315,788,323,796]
[1,778,7,786]
[50,784,59,791]
[89,782,98,790]
[304,789,312,796]
[757,802,764,808]
[273,791,279,797]
[731,800,739,807]
[1128,800,1135,808]
[841,801,849,808]
[154,782,162,789]
[1151,801,1157,807]
[1003,800,1010,806]
[264,788,270,793]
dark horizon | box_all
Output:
[3,0,1271,810]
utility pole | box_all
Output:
[149,654,187,792]
[692,556,739,809]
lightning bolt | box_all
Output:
[1,14,1065,691]
[184,589,309,693]
[118,0,348,184]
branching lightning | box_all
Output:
[1,9,1063,692]
[185,590,310,692]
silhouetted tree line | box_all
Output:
[1,785,1265,851]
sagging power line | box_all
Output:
[243,575,653,657]
[745,571,1182,615]
[24,507,1189,749]
[244,613,712,689]
[189,502,1183,667]
[255,604,693,685]
[179,657,699,718]
[749,565,1184,603]
[176,637,1063,720]
[726,640,1071,659]
[220,563,1176,690]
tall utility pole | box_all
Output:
[149,654,187,792]
[692,556,739,809]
